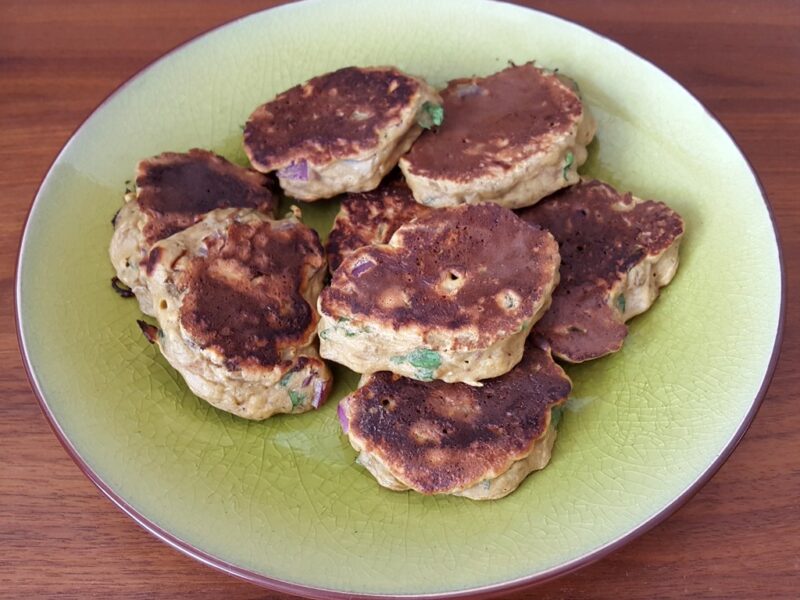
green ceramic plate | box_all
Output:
[17,0,783,597]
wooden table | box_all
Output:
[2,1,798,597]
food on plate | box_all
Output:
[399,62,596,209]
[318,203,560,385]
[139,207,332,419]
[109,149,277,315]
[518,180,685,362]
[244,66,442,201]
[338,338,570,499]
[325,172,430,273]
[106,56,690,505]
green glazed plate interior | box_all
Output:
[17,0,782,597]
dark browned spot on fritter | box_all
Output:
[321,203,559,338]
[136,149,277,244]
[136,320,160,344]
[178,219,325,370]
[111,276,134,298]
[244,67,420,169]
[144,246,163,277]
[325,172,430,273]
[518,179,685,362]
[403,62,582,181]
[347,339,570,494]
[285,355,311,375]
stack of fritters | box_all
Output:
[110,60,685,500]
[315,65,681,499]
[142,208,331,419]
[109,152,333,419]
[322,195,570,498]
[110,149,278,315]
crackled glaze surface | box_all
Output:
[16,0,781,596]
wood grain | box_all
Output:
[1,1,798,598]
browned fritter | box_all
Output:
[136,149,277,244]
[402,63,581,182]
[518,180,685,362]
[343,338,571,494]
[325,174,430,273]
[169,218,326,370]
[320,203,560,344]
[244,67,422,171]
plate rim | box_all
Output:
[14,0,786,598]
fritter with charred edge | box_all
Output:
[338,338,570,500]
[325,173,430,273]
[141,208,332,420]
[109,149,277,315]
[318,203,560,385]
[518,179,684,362]
[399,62,595,209]
[244,66,441,201]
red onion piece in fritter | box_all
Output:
[277,160,308,181]
[337,403,348,432]
[312,379,326,409]
[455,83,482,97]
[351,260,374,277]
